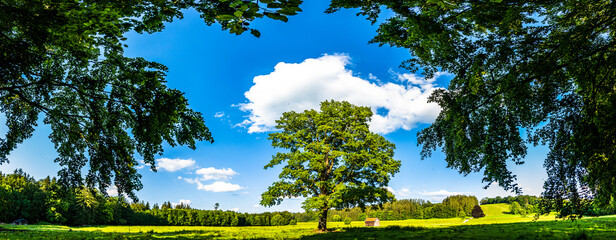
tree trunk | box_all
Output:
[318,209,328,231]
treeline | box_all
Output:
[480,195,541,205]
[481,195,616,217]
[295,195,479,222]
[0,170,295,226]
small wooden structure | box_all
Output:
[364,217,380,227]
[12,219,28,225]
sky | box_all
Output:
[1,1,550,213]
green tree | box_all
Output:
[328,0,616,218]
[471,205,485,218]
[1,0,303,200]
[260,100,401,231]
[510,202,522,215]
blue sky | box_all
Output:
[2,1,549,212]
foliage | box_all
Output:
[344,217,352,225]
[509,202,525,216]
[328,0,616,218]
[471,205,485,218]
[332,215,342,222]
[442,195,478,217]
[4,212,616,239]
[1,0,304,199]
[261,100,401,230]
[295,197,475,222]
[481,195,541,206]
[0,169,295,226]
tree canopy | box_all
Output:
[329,0,616,216]
[1,0,302,199]
[260,100,400,231]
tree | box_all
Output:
[328,0,616,217]
[260,100,401,231]
[471,205,485,218]
[214,203,220,211]
[1,0,303,200]
[442,195,478,217]
[510,202,522,215]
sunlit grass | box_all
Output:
[2,204,615,239]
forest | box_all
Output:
[0,169,295,226]
[5,168,616,227]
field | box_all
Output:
[2,204,616,239]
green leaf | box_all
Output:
[250,29,261,38]
[216,15,235,21]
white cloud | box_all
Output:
[156,158,196,172]
[253,204,261,208]
[197,181,243,192]
[386,187,412,198]
[237,54,443,134]
[230,208,240,212]
[419,189,470,197]
[418,189,473,202]
[106,185,118,196]
[195,167,238,181]
[135,160,146,170]
[179,176,244,193]
[214,112,225,118]
[172,199,192,207]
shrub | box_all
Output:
[332,215,342,222]
[344,217,352,225]
[289,220,297,225]
[471,205,485,218]
[510,202,522,215]
[271,214,284,226]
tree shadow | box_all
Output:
[298,217,616,240]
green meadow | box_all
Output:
[2,204,616,239]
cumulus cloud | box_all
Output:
[418,189,473,202]
[106,185,118,196]
[419,190,470,197]
[172,199,192,207]
[386,187,412,198]
[214,112,225,118]
[197,181,243,192]
[156,158,196,172]
[178,167,244,193]
[230,208,240,212]
[195,167,238,181]
[237,54,443,134]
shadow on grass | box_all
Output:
[299,217,616,240]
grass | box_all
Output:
[1,204,615,239]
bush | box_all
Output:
[344,217,352,225]
[289,220,297,225]
[471,205,485,218]
[271,214,284,226]
[332,215,342,222]
[510,202,522,215]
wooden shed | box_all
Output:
[364,217,380,227]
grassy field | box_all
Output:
[2,204,616,239]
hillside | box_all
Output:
[481,203,511,217]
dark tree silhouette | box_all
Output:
[472,205,485,218]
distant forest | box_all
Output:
[0,169,294,226]
[1,170,614,226]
